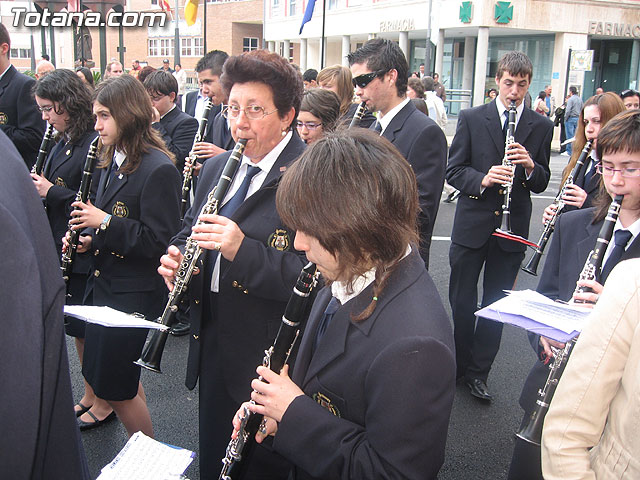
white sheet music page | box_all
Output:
[64,305,169,330]
[97,431,195,480]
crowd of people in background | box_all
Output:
[3,16,640,478]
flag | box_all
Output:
[67,0,80,12]
[185,0,198,26]
[299,0,316,34]
[160,0,171,12]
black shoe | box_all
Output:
[466,378,492,402]
[170,320,190,336]
[78,411,116,431]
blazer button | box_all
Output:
[94,249,99,256]
[232,280,239,288]
[194,299,200,304]
[94,270,100,277]
[243,289,248,295]
[494,211,500,216]
[193,334,199,340]
[498,189,504,195]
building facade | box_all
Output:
[265,0,640,109]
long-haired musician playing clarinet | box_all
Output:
[230,128,455,480]
[66,75,181,436]
[446,51,552,402]
[30,69,112,428]
[158,50,308,480]
[509,109,640,479]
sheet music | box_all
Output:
[64,305,168,330]
[97,432,195,480]
[476,290,592,335]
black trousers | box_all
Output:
[449,237,524,381]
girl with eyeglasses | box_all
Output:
[296,89,341,144]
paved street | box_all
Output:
[69,149,568,479]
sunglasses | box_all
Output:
[352,70,388,89]
[621,89,640,98]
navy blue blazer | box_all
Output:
[85,148,181,318]
[342,102,376,129]
[0,130,89,479]
[519,207,640,413]
[173,134,308,399]
[0,65,46,167]
[447,100,553,252]
[208,110,234,151]
[273,250,455,479]
[184,90,221,129]
[378,100,448,264]
[153,106,199,172]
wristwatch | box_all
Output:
[99,214,112,232]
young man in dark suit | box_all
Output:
[0,24,46,168]
[446,51,552,401]
[348,38,447,267]
[145,70,199,173]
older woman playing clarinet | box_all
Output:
[158,50,307,480]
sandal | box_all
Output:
[74,402,92,418]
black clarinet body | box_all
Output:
[348,102,367,128]
[136,138,247,373]
[61,136,100,285]
[498,101,517,233]
[31,123,55,175]
[181,98,214,220]
[522,140,593,275]
[516,194,623,446]
[219,262,319,480]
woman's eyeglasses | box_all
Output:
[352,70,387,89]
[223,104,277,120]
[296,121,322,131]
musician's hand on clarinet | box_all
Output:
[481,165,513,188]
[183,156,203,178]
[247,365,304,423]
[30,173,53,198]
[542,203,558,224]
[539,336,565,363]
[158,245,189,292]
[192,214,244,261]
[507,142,535,174]
[193,141,225,160]
[62,232,92,253]
[561,184,588,208]
[69,199,107,230]
[571,279,603,307]
[230,404,278,443]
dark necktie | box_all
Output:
[502,110,509,140]
[218,165,261,218]
[313,296,341,354]
[373,120,382,134]
[600,229,633,283]
[105,160,119,190]
[583,159,599,186]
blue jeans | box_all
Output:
[565,117,578,155]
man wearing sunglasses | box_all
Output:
[446,51,552,403]
[348,38,447,268]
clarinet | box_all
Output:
[348,102,367,128]
[31,124,55,175]
[180,98,214,220]
[522,140,593,275]
[219,262,319,480]
[61,136,100,285]
[498,101,517,233]
[135,138,248,373]
[516,194,623,446]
